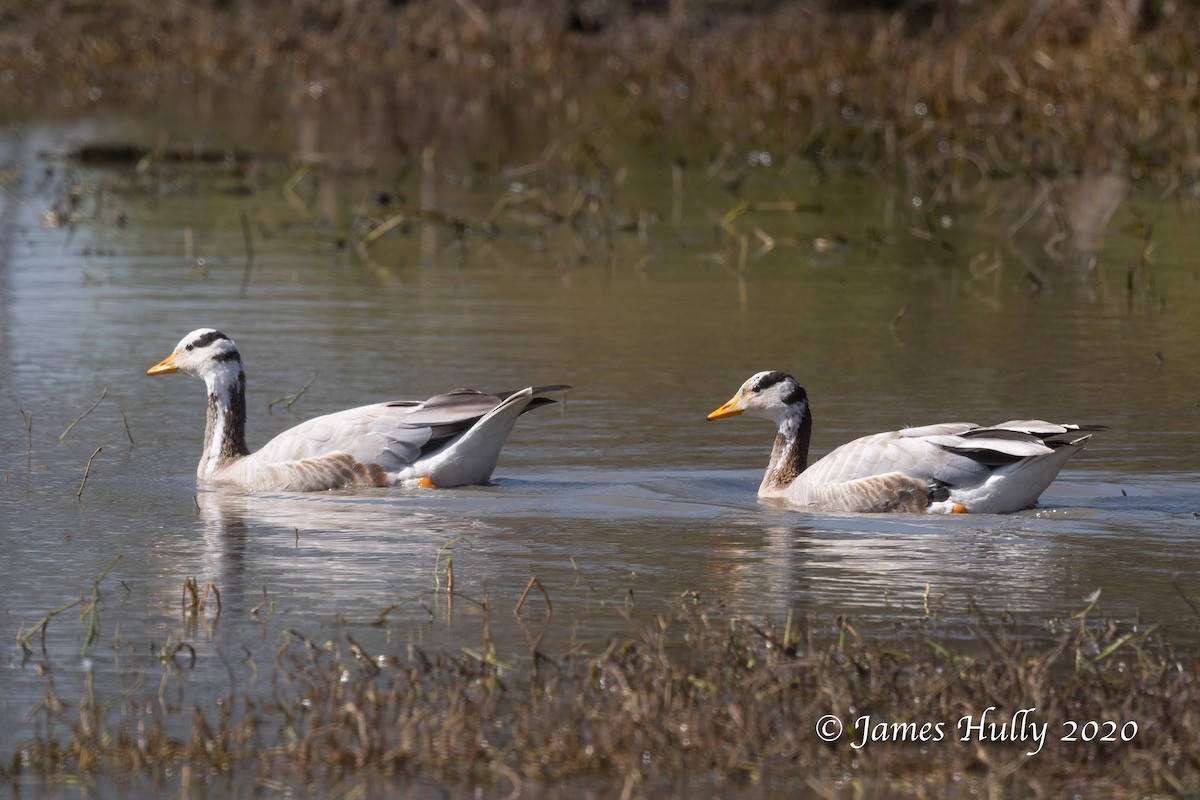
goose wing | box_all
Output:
[241,385,571,480]
[248,402,434,471]
[805,420,1100,484]
[801,425,991,488]
[389,385,570,462]
[922,420,1104,463]
[796,420,1100,512]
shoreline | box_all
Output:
[3,1,1198,181]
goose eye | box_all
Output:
[185,344,194,351]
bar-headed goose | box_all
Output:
[147,328,570,492]
[707,371,1102,514]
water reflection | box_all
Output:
[188,490,471,613]
[1060,172,1128,265]
[754,518,1053,620]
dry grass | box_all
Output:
[2,0,1199,183]
[7,594,1200,797]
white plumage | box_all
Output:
[147,328,569,491]
[708,371,1101,514]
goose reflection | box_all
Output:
[191,490,477,620]
[734,512,1088,626]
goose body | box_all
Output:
[147,328,569,491]
[707,371,1101,514]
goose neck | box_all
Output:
[200,363,250,480]
[764,400,812,491]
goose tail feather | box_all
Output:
[400,386,568,487]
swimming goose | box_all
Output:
[707,371,1102,514]
[147,328,570,491]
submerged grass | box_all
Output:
[9,0,1199,291]
[6,588,1200,797]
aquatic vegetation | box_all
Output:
[8,0,1197,289]
[7,582,1200,797]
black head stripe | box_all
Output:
[192,330,230,349]
[214,350,242,363]
[752,370,791,393]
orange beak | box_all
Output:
[706,393,744,420]
[146,352,179,375]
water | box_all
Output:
[2,108,1200,771]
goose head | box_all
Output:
[147,328,244,388]
[147,328,250,480]
[707,370,809,427]
[708,370,814,491]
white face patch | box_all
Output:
[200,357,243,399]
[735,372,805,424]
[170,329,239,377]
[778,396,809,436]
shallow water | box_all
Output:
[2,109,1200,769]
